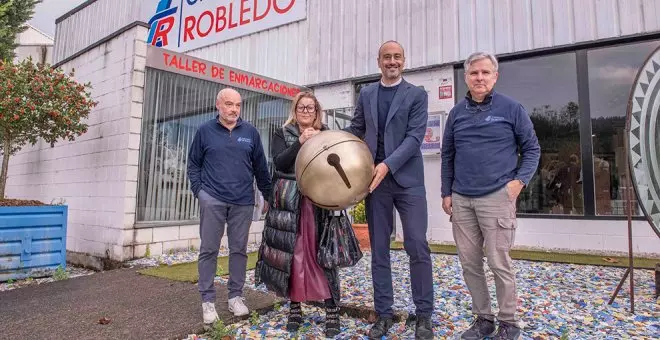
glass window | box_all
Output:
[587,41,659,215]
[137,69,290,222]
[456,53,583,215]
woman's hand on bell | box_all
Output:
[299,128,319,144]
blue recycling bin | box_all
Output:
[0,205,68,282]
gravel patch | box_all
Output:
[189,250,659,339]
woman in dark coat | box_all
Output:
[255,91,341,337]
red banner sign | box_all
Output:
[147,45,305,99]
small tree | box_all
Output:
[0,58,97,199]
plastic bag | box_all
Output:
[317,211,363,269]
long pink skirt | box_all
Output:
[288,196,331,302]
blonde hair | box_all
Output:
[284,91,323,130]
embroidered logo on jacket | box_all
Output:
[484,115,505,122]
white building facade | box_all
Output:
[14,24,53,64]
[7,0,660,267]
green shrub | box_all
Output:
[53,266,69,281]
[350,200,367,224]
[208,320,233,340]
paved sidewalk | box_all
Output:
[0,267,279,340]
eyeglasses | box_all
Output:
[296,104,317,113]
[464,101,492,113]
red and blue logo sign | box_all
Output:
[147,0,179,47]
[146,0,306,51]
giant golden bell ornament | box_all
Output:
[295,130,374,210]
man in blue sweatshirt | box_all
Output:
[187,88,272,325]
[441,52,540,340]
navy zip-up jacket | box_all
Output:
[187,116,272,205]
[441,91,541,198]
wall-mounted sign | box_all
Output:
[145,0,307,52]
[439,85,452,99]
[146,45,306,99]
[421,113,443,155]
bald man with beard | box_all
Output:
[187,88,272,326]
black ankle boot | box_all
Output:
[287,301,303,332]
[325,305,341,337]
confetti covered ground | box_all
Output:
[2,246,657,338]
[191,251,660,339]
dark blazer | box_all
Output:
[345,79,428,188]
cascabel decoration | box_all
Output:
[295,130,374,210]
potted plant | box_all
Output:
[350,200,370,250]
[0,57,96,282]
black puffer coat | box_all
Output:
[255,123,340,305]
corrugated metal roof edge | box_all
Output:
[55,0,99,24]
[306,31,660,88]
[52,21,148,68]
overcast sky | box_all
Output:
[28,0,87,37]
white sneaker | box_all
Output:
[202,302,219,324]
[228,296,249,316]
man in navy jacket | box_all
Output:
[187,88,271,325]
[442,52,540,340]
[345,40,434,340]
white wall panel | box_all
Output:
[531,0,553,49]
[457,0,477,58]
[511,0,533,52]
[342,0,358,79]
[313,83,355,110]
[493,0,513,54]
[302,0,658,84]
[329,0,344,81]
[354,1,372,77]
[573,0,597,42]
[365,1,382,77]
[474,0,495,54]
[594,0,620,39]
[409,0,427,69]
[423,0,441,64]
[440,0,460,62]
[551,0,574,46]
[642,0,660,32]
[186,21,308,86]
[618,0,644,36]
[54,0,660,86]
[53,0,142,64]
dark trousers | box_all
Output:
[366,174,434,317]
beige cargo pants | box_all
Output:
[451,186,518,324]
